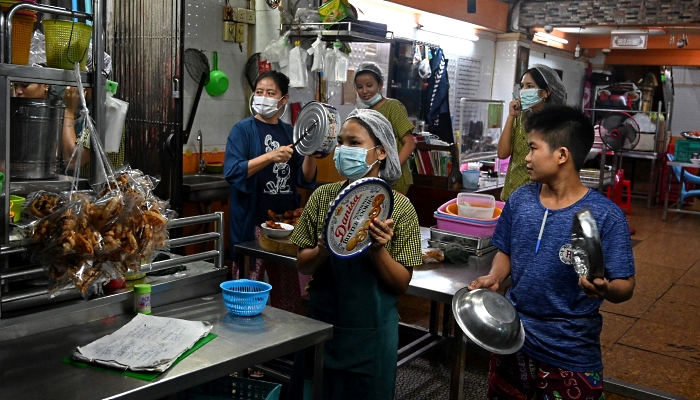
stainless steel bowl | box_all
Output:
[452,288,525,354]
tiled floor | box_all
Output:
[397,200,700,399]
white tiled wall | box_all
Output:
[183,0,256,154]
[492,40,519,127]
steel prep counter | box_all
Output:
[235,238,497,400]
[0,291,332,400]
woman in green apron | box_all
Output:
[288,109,422,399]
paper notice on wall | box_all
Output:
[73,313,212,372]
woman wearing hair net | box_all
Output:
[287,109,422,400]
[353,61,416,195]
[498,64,567,201]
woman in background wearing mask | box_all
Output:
[287,109,422,400]
[224,70,317,313]
[354,62,416,195]
[498,64,567,201]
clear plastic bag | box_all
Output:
[261,31,291,68]
[421,248,445,263]
[307,34,325,72]
[323,46,337,82]
[104,93,128,153]
[288,42,308,88]
[333,44,348,83]
[29,30,46,66]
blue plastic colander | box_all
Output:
[220,279,272,317]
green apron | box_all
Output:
[288,249,400,400]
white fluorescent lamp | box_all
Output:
[611,29,649,35]
[534,31,569,44]
[416,27,479,41]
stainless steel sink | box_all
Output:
[182,173,229,203]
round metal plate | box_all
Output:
[293,102,340,157]
[323,178,394,258]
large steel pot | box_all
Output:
[10,97,65,180]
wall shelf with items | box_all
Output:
[282,22,394,43]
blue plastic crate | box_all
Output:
[220,279,271,317]
[178,375,281,400]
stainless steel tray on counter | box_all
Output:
[428,226,496,257]
[430,226,493,250]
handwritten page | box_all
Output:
[73,314,212,372]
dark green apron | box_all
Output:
[288,249,400,400]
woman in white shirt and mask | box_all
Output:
[224,71,317,312]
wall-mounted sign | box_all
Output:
[611,33,648,49]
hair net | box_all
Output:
[346,108,401,185]
[532,64,567,106]
[355,61,384,85]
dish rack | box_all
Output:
[580,168,613,186]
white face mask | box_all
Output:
[252,96,282,118]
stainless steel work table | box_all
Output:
[0,294,333,400]
[235,240,496,400]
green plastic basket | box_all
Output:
[674,139,700,163]
[177,376,281,400]
[42,20,92,70]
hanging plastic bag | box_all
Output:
[323,46,337,82]
[261,31,290,68]
[104,84,128,153]
[418,45,431,79]
[307,34,325,72]
[333,42,348,83]
[288,40,308,88]
[29,30,46,66]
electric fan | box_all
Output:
[599,112,641,153]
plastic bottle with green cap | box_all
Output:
[134,283,152,314]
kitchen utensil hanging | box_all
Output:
[183,48,210,143]
[205,51,229,97]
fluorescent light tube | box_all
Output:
[534,32,569,44]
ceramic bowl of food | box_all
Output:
[260,221,294,239]
[690,158,700,165]
[452,287,525,354]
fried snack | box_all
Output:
[372,194,385,207]
[293,217,300,226]
[267,209,278,220]
[26,191,64,218]
[346,237,358,251]
[293,208,303,217]
[283,210,294,219]
[265,220,284,229]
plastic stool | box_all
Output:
[607,170,632,214]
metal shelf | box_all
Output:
[0,64,92,87]
[283,22,394,43]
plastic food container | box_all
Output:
[434,198,505,237]
[457,193,495,219]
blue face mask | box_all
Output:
[358,92,383,108]
[520,88,543,110]
[334,145,379,181]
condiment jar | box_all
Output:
[134,283,152,314]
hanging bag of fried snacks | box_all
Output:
[23,63,174,298]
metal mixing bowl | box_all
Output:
[452,288,525,354]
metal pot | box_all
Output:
[10,97,65,180]
[293,102,340,158]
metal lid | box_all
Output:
[571,209,605,280]
[293,102,339,156]
[452,288,525,355]
[323,177,394,258]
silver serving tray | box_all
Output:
[430,226,493,250]
[427,239,497,258]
